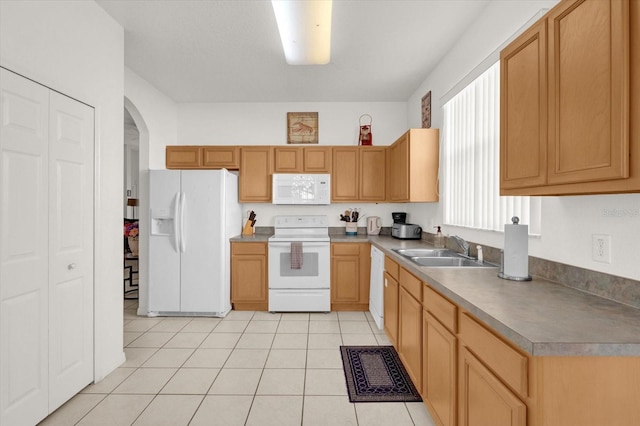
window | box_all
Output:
[442,61,540,234]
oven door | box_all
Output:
[268,241,330,289]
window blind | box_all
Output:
[442,61,540,234]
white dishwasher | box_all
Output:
[369,245,385,329]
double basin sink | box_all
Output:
[392,248,497,268]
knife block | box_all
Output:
[241,219,254,236]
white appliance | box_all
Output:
[149,169,241,316]
[268,215,330,312]
[369,245,385,329]
[367,216,382,235]
[272,173,331,205]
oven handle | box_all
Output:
[268,242,329,249]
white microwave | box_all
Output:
[272,174,331,205]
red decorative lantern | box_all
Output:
[358,114,372,146]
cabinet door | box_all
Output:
[500,19,548,189]
[399,287,422,393]
[389,135,409,201]
[332,147,359,201]
[458,346,526,426]
[331,255,360,303]
[166,146,203,169]
[383,272,399,346]
[274,147,303,172]
[359,147,386,201]
[231,243,267,310]
[203,146,239,169]
[424,311,457,426]
[547,0,629,185]
[239,147,272,202]
[304,147,332,172]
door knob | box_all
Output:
[68,263,76,270]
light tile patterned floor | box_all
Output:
[39,299,436,425]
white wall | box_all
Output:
[178,102,409,228]
[0,1,125,380]
[178,102,407,148]
[125,67,179,315]
[405,0,640,281]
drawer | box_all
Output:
[423,284,457,333]
[399,268,422,302]
[332,243,361,256]
[459,312,528,398]
[232,242,267,255]
[384,256,399,280]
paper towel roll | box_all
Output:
[503,222,530,279]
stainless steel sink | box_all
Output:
[410,257,494,268]
[392,248,497,268]
[392,248,458,257]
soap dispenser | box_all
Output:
[434,226,445,248]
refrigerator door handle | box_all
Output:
[173,192,181,251]
[180,191,187,253]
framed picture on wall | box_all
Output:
[421,91,431,129]
[287,112,319,144]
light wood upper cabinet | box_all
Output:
[166,146,203,169]
[501,0,638,195]
[239,147,272,202]
[547,0,629,184]
[332,146,386,202]
[231,242,268,311]
[203,146,239,169]
[332,147,360,201]
[388,129,439,202]
[273,146,332,173]
[500,19,548,190]
[330,243,370,311]
[359,147,386,201]
[273,147,303,172]
[304,147,332,173]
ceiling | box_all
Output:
[97,0,490,103]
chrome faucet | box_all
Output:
[450,235,470,258]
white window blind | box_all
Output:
[442,61,540,234]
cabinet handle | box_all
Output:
[68,263,77,270]
[384,278,387,288]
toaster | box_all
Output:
[391,223,423,240]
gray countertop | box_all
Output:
[231,233,640,356]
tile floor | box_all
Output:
[39,299,436,425]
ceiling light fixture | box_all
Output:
[271,0,333,65]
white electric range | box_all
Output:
[268,215,330,312]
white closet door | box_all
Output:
[0,69,50,426]
[48,91,94,411]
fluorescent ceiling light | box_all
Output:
[271,0,333,65]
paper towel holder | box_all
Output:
[497,216,532,281]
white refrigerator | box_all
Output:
[148,169,241,317]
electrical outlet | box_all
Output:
[592,234,611,263]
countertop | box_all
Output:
[232,233,640,356]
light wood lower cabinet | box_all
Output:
[383,256,400,346]
[330,243,370,311]
[398,271,423,393]
[383,271,399,347]
[231,242,267,310]
[458,345,526,426]
[423,310,457,426]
